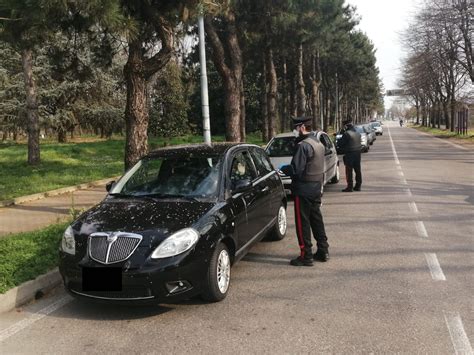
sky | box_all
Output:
[346,0,420,109]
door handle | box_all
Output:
[262,186,270,192]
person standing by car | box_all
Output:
[280,117,330,266]
[339,119,362,192]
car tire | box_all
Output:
[268,204,287,241]
[330,164,340,184]
[202,242,231,302]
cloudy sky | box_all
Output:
[346,0,420,108]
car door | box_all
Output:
[228,150,260,249]
[249,147,279,231]
[317,133,332,184]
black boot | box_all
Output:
[290,256,314,267]
[342,187,353,192]
[313,250,330,262]
[353,185,361,191]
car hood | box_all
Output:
[73,198,215,246]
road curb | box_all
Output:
[0,268,61,314]
[0,176,120,208]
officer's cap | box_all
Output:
[292,116,312,127]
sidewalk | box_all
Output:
[0,187,107,237]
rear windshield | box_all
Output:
[354,126,365,134]
[266,137,296,157]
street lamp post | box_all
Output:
[198,14,211,144]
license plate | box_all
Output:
[82,267,122,291]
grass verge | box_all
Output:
[410,125,474,143]
[0,222,69,294]
[0,133,264,201]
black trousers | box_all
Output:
[343,152,362,189]
[294,195,329,259]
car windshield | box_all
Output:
[110,154,222,199]
[371,122,381,127]
[266,137,296,157]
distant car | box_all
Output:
[370,121,383,135]
[265,131,340,192]
[336,126,369,153]
[59,143,287,304]
[362,124,376,145]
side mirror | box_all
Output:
[231,178,252,194]
[105,180,115,192]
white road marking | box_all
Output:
[424,253,446,281]
[396,165,402,171]
[401,178,408,185]
[0,296,72,343]
[405,188,413,197]
[408,202,419,213]
[388,127,401,166]
[398,171,405,177]
[415,221,428,238]
[444,311,474,355]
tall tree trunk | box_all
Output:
[296,42,306,116]
[281,58,288,132]
[205,13,243,142]
[442,101,449,129]
[290,75,298,118]
[310,53,321,129]
[450,99,456,132]
[123,19,173,170]
[58,129,67,143]
[261,56,269,142]
[240,79,246,142]
[266,46,278,140]
[124,41,149,170]
[21,48,40,165]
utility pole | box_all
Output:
[198,14,211,144]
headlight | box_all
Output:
[151,228,199,259]
[61,226,75,255]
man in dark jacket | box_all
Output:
[338,119,362,192]
[280,117,329,266]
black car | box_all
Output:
[59,143,287,304]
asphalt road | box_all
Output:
[1,122,473,354]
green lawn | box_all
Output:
[410,125,474,142]
[0,222,70,294]
[0,133,264,201]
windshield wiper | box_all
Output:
[108,193,135,198]
[138,193,202,202]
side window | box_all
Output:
[323,134,334,148]
[250,148,273,176]
[230,151,256,186]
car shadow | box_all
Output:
[54,298,174,321]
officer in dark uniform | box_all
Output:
[338,119,362,192]
[280,117,329,266]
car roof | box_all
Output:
[272,131,328,139]
[146,142,260,158]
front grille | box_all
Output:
[69,282,153,300]
[88,232,142,264]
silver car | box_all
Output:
[370,121,383,135]
[265,132,340,193]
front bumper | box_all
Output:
[59,249,209,304]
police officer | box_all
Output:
[338,119,362,192]
[280,117,329,266]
